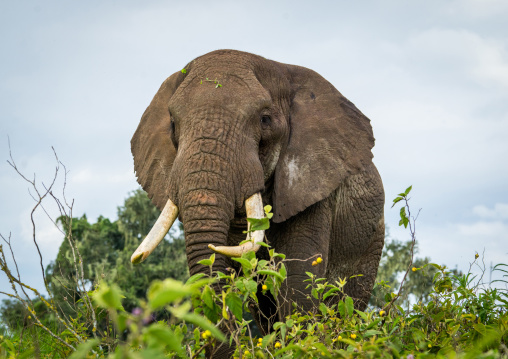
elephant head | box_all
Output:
[130,49,375,283]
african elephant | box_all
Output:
[130,50,385,334]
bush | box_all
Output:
[1,148,507,358]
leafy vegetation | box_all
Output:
[1,172,507,357]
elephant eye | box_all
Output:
[261,115,272,127]
[169,118,178,149]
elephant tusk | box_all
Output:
[131,197,179,264]
[209,192,265,257]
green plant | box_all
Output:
[3,157,508,359]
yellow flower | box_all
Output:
[379,310,386,316]
[27,315,32,320]
[274,342,281,348]
[412,267,417,272]
[258,338,263,343]
[205,330,211,336]
[244,350,250,356]
[201,332,207,339]
[338,335,342,340]
[428,344,432,348]
[262,284,268,291]
[257,342,262,347]
[312,261,318,266]
[316,257,323,263]
[350,333,357,339]
[475,253,479,259]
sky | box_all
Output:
[1,0,507,298]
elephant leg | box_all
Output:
[345,221,384,310]
[248,287,278,336]
[269,198,333,321]
[327,165,385,310]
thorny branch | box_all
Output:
[1,142,102,352]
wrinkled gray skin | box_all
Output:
[132,49,384,349]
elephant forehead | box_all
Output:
[171,71,271,115]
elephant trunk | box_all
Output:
[179,172,235,275]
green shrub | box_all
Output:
[2,160,507,358]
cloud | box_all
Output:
[448,0,508,19]
[472,203,508,220]
[70,167,134,185]
[457,220,508,238]
[408,28,508,91]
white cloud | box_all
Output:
[408,28,508,90]
[457,220,508,238]
[70,167,135,185]
[472,203,508,220]
[448,0,508,19]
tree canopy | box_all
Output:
[44,189,188,315]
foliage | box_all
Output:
[0,163,188,357]
[19,246,505,358]
[370,233,462,310]
[43,189,188,317]
[2,156,507,358]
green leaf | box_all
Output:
[93,283,124,311]
[68,339,100,359]
[232,257,253,272]
[272,252,286,260]
[225,292,243,319]
[355,310,369,321]
[178,312,226,341]
[257,269,285,282]
[242,250,256,261]
[323,287,341,301]
[246,217,270,231]
[258,260,268,269]
[391,197,403,208]
[186,273,206,285]
[222,292,229,320]
[473,323,487,336]
[279,263,287,278]
[198,259,212,266]
[319,302,327,317]
[181,68,186,73]
[245,279,258,294]
[404,185,412,195]
[143,324,184,356]
[273,322,285,330]
[338,301,345,317]
[345,296,354,317]
[197,253,215,267]
[201,286,214,309]
[202,302,219,323]
[363,329,382,338]
[147,279,195,309]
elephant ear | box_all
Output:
[131,70,184,211]
[272,64,375,223]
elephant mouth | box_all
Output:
[130,192,266,264]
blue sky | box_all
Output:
[1,0,507,297]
